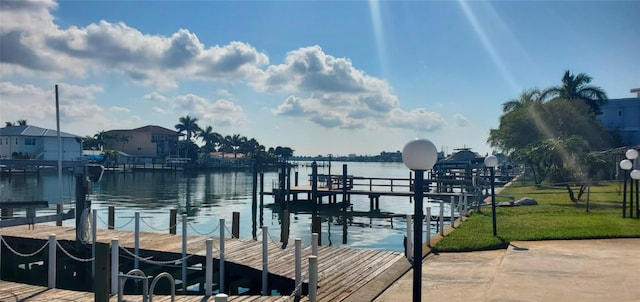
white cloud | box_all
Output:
[171,94,246,128]
[0,2,445,134]
[109,106,130,113]
[454,113,470,127]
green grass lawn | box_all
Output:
[434,179,640,252]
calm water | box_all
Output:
[0,161,451,252]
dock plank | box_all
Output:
[0,224,409,301]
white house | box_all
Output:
[598,88,640,147]
[0,125,83,161]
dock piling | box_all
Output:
[111,238,119,295]
[309,255,318,302]
[48,234,56,289]
[220,218,225,293]
[262,225,268,296]
[232,212,240,238]
[169,209,177,235]
[206,238,213,296]
[108,206,114,230]
[295,238,302,298]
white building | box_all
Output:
[598,88,640,147]
[0,125,83,161]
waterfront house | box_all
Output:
[598,88,640,147]
[0,125,82,160]
[103,125,181,162]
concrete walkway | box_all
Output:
[375,238,640,302]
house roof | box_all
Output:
[0,125,81,138]
[106,125,181,135]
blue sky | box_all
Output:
[1,0,639,156]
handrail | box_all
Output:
[149,272,175,302]
[118,269,149,302]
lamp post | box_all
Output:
[631,169,640,219]
[626,149,638,218]
[484,155,499,237]
[402,138,438,302]
[620,159,633,218]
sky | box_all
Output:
[1,0,639,157]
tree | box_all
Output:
[540,70,608,115]
[501,88,542,113]
[198,126,222,153]
[16,120,27,126]
[228,134,247,158]
[274,146,294,159]
[175,115,201,142]
[93,130,112,151]
[5,122,13,127]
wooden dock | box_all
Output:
[0,280,287,301]
[0,224,409,302]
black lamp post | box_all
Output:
[631,169,640,219]
[484,155,498,237]
[402,138,438,302]
[620,159,632,218]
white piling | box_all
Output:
[206,238,213,297]
[214,293,228,302]
[219,218,225,293]
[426,207,431,246]
[311,233,318,256]
[92,209,97,278]
[439,201,445,236]
[262,225,268,296]
[134,211,140,270]
[111,238,119,295]
[406,214,413,261]
[48,234,56,289]
[308,255,318,302]
[450,196,456,228]
[182,214,187,294]
[294,238,302,298]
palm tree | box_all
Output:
[198,126,223,153]
[540,70,608,115]
[228,134,247,158]
[501,88,542,113]
[175,115,201,142]
[16,120,27,126]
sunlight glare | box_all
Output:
[368,0,389,77]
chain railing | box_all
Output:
[0,235,49,257]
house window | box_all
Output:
[25,138,36,146]
[15,138,18,145]
[618,110,622,117]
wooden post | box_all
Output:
[182,214,187,294]
[56,204,63,226]
[294,238,302,298]
[311,162,318,214]
[219,218,225,293]
[406,214,413,261]
[94,242,110,302]
[312,233,319,256]
[134,212,140,270]
[309,255,318,302]
[262,225,268,296]
[170,209,177,235]
[281,210,290,243]
[48,234,56,289]
[108,206,115,230]
[215,294,229,302]
[312,217,321,246]
[111,239,119,295]
[232,212,240,238]
[206,238,213,297]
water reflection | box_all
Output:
[0,162,450,252]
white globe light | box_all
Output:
[484,155,499,168]
[626,149,638,160]
[402,138,438,171]
[620,159,633,170]
[631,170,640,180]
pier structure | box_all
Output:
[0,207,414,302]
[261,161,510,213]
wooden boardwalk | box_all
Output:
[0,225,409,302]
[0,280,287,301]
